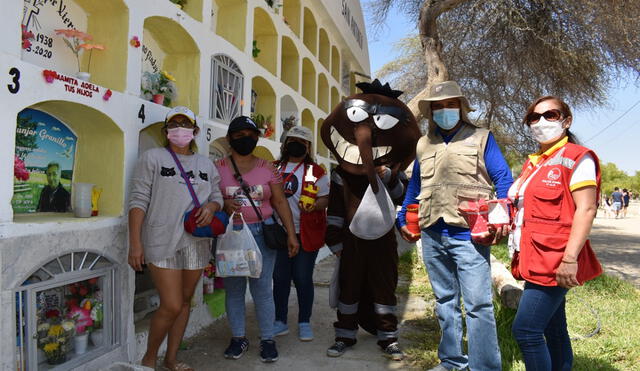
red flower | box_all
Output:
[67,298,79,309]
[45,309,60,319]
[88,277,98,285]
[69,285,78,295]
[79,286,89,296]
[14,156,29,181]
[21,25,34,50]
[43,69,57,83]
[130,36,141,48]
[102,89,112,101]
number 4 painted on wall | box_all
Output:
[138,104,145,123]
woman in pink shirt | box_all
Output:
[215,116,299,363]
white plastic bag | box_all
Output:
[215,213,262,278]
[349,176,396,240]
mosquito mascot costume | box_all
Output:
[322,80,421,358]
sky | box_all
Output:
[364,5,640,176]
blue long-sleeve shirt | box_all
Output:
[397,129,513,240]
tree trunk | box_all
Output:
[408,0,468,121]
[490,254,523,309]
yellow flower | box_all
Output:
[48,324,64,337]
[43,342,60,353]
[162,70,176,82]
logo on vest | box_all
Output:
[547,168,561,180]
[542,167,562,187]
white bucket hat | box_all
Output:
[418,81,475,126]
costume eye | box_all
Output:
[373,114,399,130]
[346,107,369,122]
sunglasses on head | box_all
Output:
[526,109,564,124]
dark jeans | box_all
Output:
[273,239,318,324]
[512,282,572,371]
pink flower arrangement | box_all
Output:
[14,155,29,181]
[67,305,93,335]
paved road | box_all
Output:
[590,201,640,288]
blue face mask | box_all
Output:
[432,108,460,130]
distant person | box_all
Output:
[602,196,613,219]
[37,162,71,212]
[611,187,623,218]
[622,188,630,218]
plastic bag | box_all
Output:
[215,213,262,278]
[458,199,492,245]
[349,176,396,240]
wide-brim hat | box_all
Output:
[418,81,475,125]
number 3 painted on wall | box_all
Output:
[8,67,20,94]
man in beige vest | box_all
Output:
[397,81,513,371]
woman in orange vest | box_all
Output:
[272,126,329,342]
[508,96,602,370]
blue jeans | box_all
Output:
[421,229,502,371]
[273,238,318,324]
[512,282,572,371]
[224,222,277,340]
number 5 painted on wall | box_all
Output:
[8,67,20,94]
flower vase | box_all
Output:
[76,72,91,81]
[74,333,89,355]
[152,94,165,105]
[90,328,104,347]
[46,353,66,365]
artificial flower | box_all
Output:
[130,36,141,48]
[61,320,75,332]
[14,155,29,181]
[37,322,50,332]
[48,324,64,337]
[79,43,105,51]
[45,308,60,319]
[43,342,60,353]
[161,70,176,82]
[103,89,113,101]
[42,69,57,84]
[21,25,34,50]
[54,28,92,41]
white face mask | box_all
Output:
[529,117,566,144]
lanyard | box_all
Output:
[512,144,565,208]
[278,161,304,185]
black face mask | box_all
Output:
[229,135,258,156]
[286,141,307,158]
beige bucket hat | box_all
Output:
[418,81,475,125]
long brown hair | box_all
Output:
[523,96,579,144]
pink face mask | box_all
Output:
[167,127,195,148]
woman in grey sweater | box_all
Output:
[128,107,223,371]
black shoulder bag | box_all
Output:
[228,156,288,250]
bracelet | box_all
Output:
[561,259,577,264]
